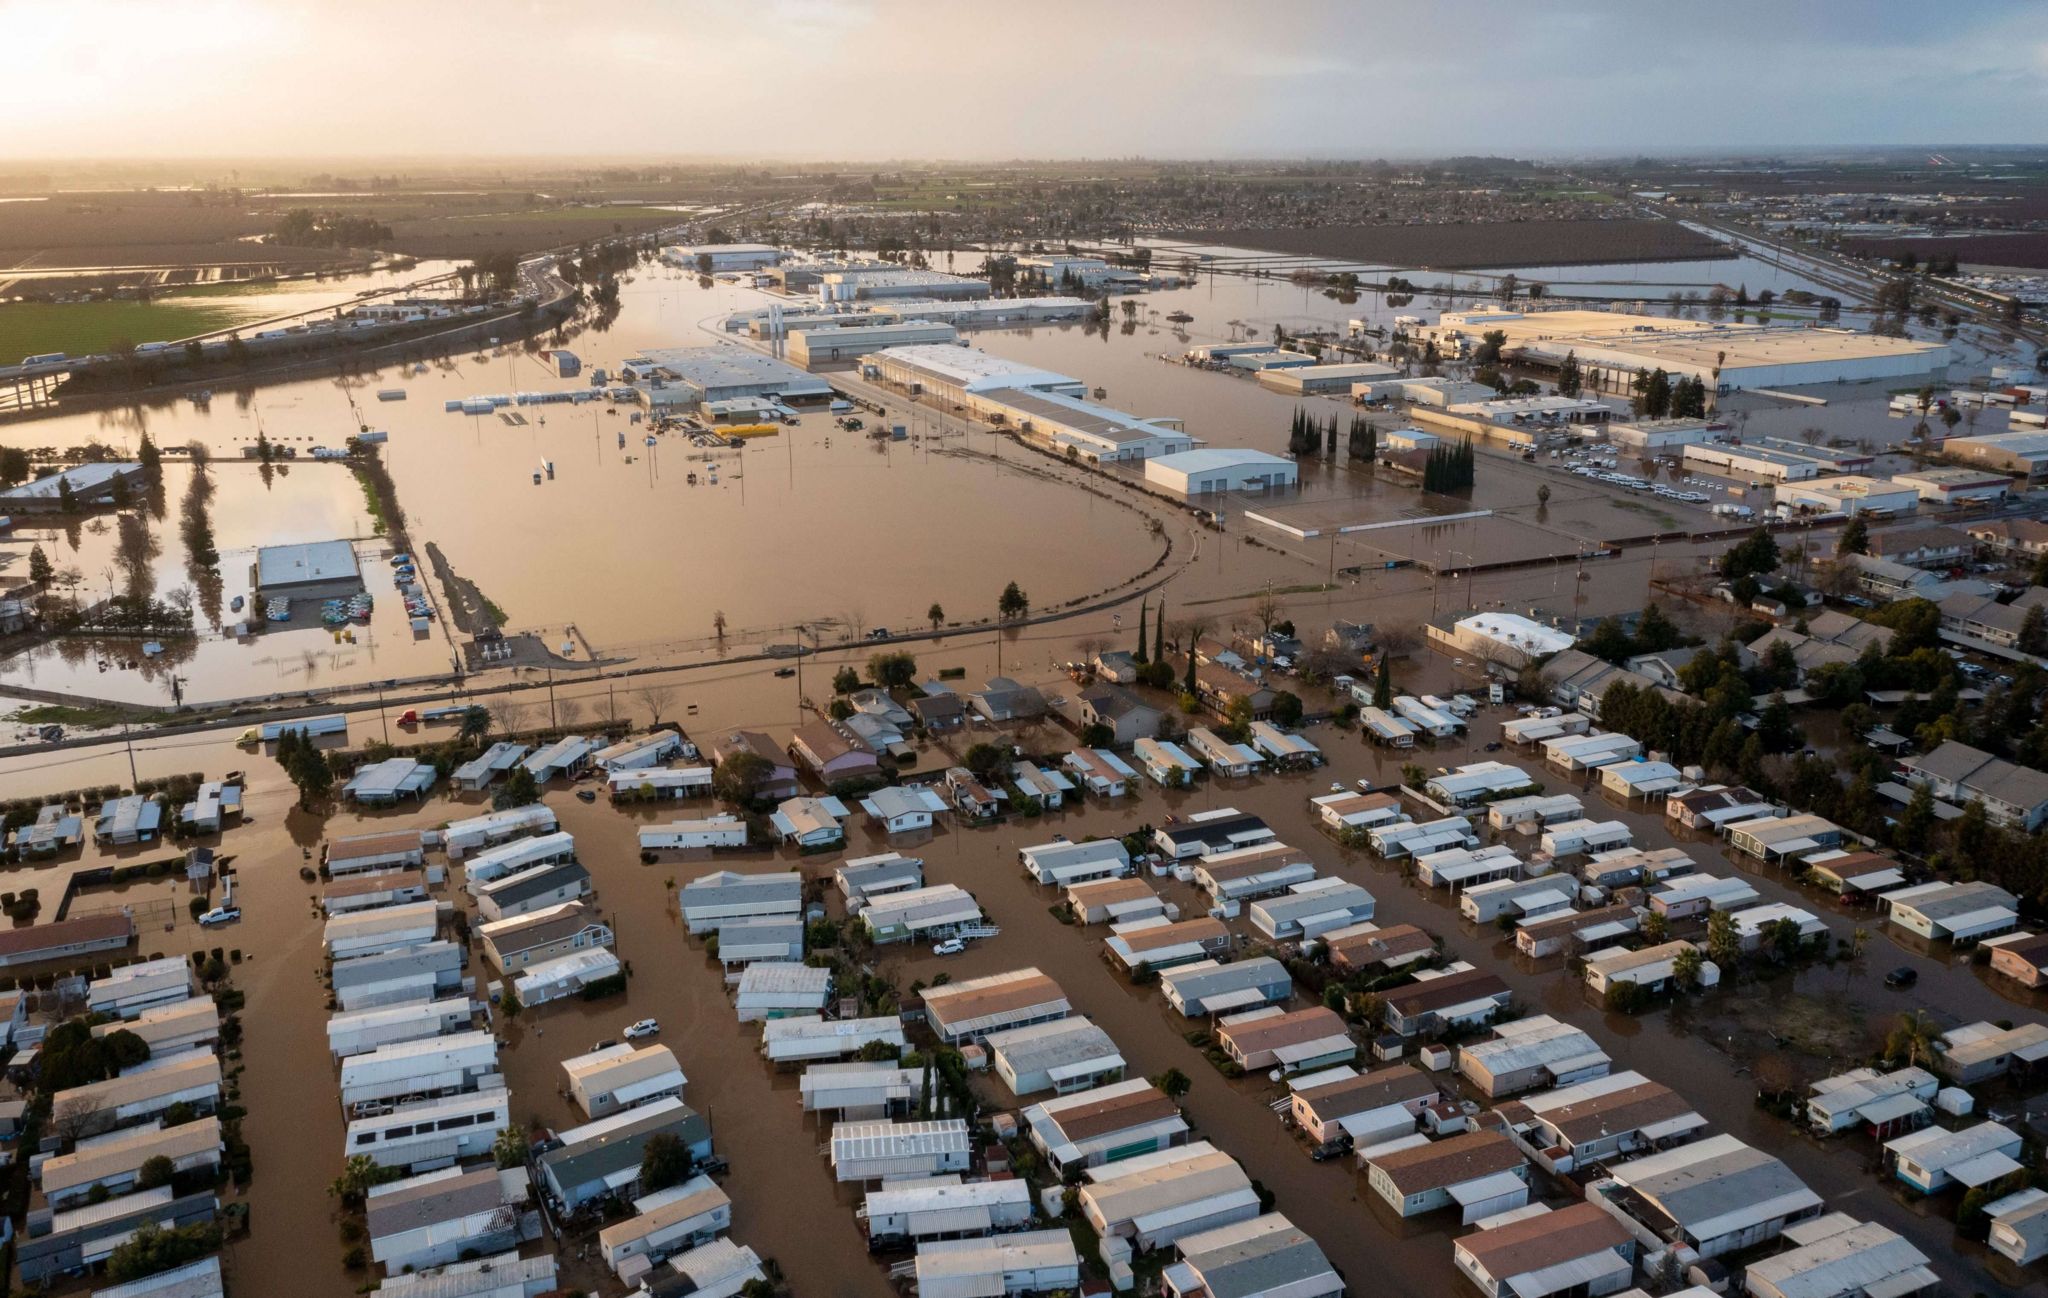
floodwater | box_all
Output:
[8,652,2043,1296]
[0,244,2008,710]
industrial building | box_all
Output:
[1256,361,1400,395]
[864,343,1082,405]
[789,320,959,367]
[0,462,147,512]
[818,267,990,302]
[1888,466,2012,507]
[1431,307,1949,391]
[1682,443,1825,484]
[1773,475,1920,517]
[620,346,833,405]
[664,243,785,272]
[253,540,363,600]
[1942,429,2048,479]
[1143,448,1298,496]
[988,387,1194,462]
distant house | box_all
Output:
[1362,1129,1528,1221]
[970,677,1045,723]
[1191,664,1276,721]
[943,767,1003,820]
[789,721,880,786]
[770,795,850,849]
[712,730,798,800]
[1079,684,1164,746]
[1093,650,1139,683]
[860,785,947,835]
[1162,1215,1341,1298]
[1899,740,2048,831]
[1985,931,2048,988]
[910,688,967,734]
[1452,1202,1633,1298]
[1064,748,1136,798]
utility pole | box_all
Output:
[545,665,558,728]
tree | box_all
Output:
[928,602,945,631]
[1557,350,1581,397]
[136,1154,176,1190]
[1886,1010,1940,1069]
[713,751,772,805]
[1718,526,1782,585]
[138,432,162,480]
[832,666,860,694]
[105,1222,224,1284]
[1836,515,1870,557]
[494,765,540,809]
[1253,588,1286,639]
[1897,782,1937,853]
[634,684,677,725]
[1372,656,1392,709]
[1706,909,1741,969]
[275,730,332,809]
[1150,1067,1192,1101]
[51,1094,105,1145]
[1640,910,1669,943]
[27,543,52,586]
[1672,943,1704,990]
[962,742,1009,783]
[1634,602,1679,652]
[998,582,1029,620]
[0,446,29,487]
[493,1125,529,1170]
[2020,604,2048,657]
[459,705,491,742]
[1584,617,1635,665]
[1154,599,1166,665]
[639,1131,694,1193]
[867,652,917,689]
[57,476,78,513]
[1271,691,1304,727]
[1134,600,1149,664]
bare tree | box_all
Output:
[1252,589,1286,639]
[634,684,677,726]
[1376,626,1420,658]
[557,698,585,729]
[51,1095,103,1145]
[1075,635,1110,666]
[712,610,728,643]
[487,698,529,736]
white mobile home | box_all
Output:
[640,815,749,851]
[830,1120,972,1183]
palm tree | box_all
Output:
[928,603,944,632]
[1885,1010,1940,1069]
[1672,945,1704,991]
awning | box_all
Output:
[1854,1092,1928,1126]
[1201,987,1277,1014]
[1950,1150,2025,1187]
[913,1205,995,1236]
[1449,1170,1529,1205]
[610,1071,685,1107]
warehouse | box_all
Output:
[790,320,959,367]
[1079,1142,1259,1249]
[829,1120,972,1183]
[1024,1079,1189,1174]
[1434,307,1949,391]
[1144,448,1298,496]
[859,1175,1034,1246]
[1774,475,1920,517]
[1256,360,1400,395]
[253,539,362,600]
[622,346,832,404]
[1682,443,1825,484]
[864,344,1082,406]
[0,462,148,512]
[664,243,784,271]
[1943,429,2048,480]
[986,1018,1125,1096]
[988,387,1194,462]
[1891,466,2013,507]
[819,267,990,302]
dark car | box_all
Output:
[1885,966,1918,989]
[575,788,597,803]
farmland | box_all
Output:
[1186,218,1728,269]
[1847,231,2048,271]
[0,297,261,362]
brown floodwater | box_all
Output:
[9,647,2044,1296]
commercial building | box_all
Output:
[0,462,147,512]
[819,267,989,302]
[254,539,362,600]
[1023,1079,1189,1174]
[664,244,784,272]
[1458,1016,1610,1098]
[1593,1134,1823,1258]
[1683,443,1824,483]
[1257,360,1400,395]
[1161,1215,1341,1298]
[989,387,1194,463]
[1144,449,1298,496]
[621,346,832,405]
[1439,612,1577,668]
[1774,475,1921,517]
[1453,1202,1634,1298]
[789,320,959,367]
[1432,307,1949,391]
[865,344,1081,405]
[1942,429,2048,479]
[1890,466,2013,507]
[1363,1130,1529,1222]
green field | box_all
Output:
[443,204,677,225]
[0,298,259,363]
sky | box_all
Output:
[3,0,2045,163]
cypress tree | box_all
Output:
[1134,600,1148,664]
[1153,598,1166,665]
[1372,655,1392,709]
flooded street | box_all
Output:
[6,642,2043,1295]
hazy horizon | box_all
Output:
[4,0,2045,165]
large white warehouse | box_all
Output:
[1144,449,1299,496]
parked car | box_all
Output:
[199,907,241,926]
[773,667,796,678]
[1885,967,1918,989]
[624,1019,660,1040]
[932,938,966,957]
[575,788,597,803]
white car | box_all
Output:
[198,907,241,926]
[932,938,966,957]
[624,1018,660,1040]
